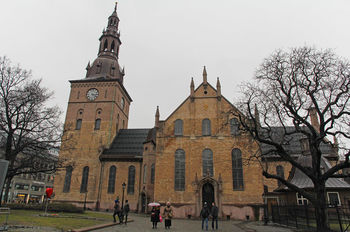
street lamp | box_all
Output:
[121,182,126,209]
[83,191,88,211]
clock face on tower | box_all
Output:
[86,88,99,101]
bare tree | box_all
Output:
[237,47,350,231]
[0,56,63,203]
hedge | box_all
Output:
[3,203,84,213]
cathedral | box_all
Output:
[54,3,345,220]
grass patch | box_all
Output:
[1,210,113,231]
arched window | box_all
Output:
[103,40,108,51]
[143,165,147,184]
[111,41,115,52]
[76,119,82,130]
[174,119,183,136]
[80,166,89,193]
[175,149,185,191]
[202,149,213,176]
[94,119,101,130]
[63,166,72,193]
[108,166,116,194]
[232,149,244,190]
[202,119,211,136]
[276,165,285,187]
[121,97,125,110]
[230,118,240,136]
[127,165,135,194]
[151,163,155,184]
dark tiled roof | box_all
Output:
[276,155,350,191]
[260,127,336,156]
[101,129,151,159]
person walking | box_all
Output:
[113,200,122,223]
[211,202,218,230]
[123,200,130,225]
[151,206,160,229]
[200,202,210,231]
[163,202,173,229]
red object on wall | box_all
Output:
[46,188,53,198]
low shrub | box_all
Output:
[4,203,83,213]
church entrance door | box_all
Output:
[202,182,214,208]
[141,193,146,213]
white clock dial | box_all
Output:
[86,88,99,101]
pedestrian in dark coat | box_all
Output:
[200,202,210,231]
[113,200,122,223]
[211,202,219,230]
[123,200,130,225]
[151,206,160,229]
[163,202,173,229]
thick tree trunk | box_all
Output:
[314,183,329,232]
[0,186,3,206]
[3,177,12,203]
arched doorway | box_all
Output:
[202,182,214,208]
[141,193,146,213]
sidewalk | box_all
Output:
[92,213,295,232]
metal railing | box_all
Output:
[269,204,350,232]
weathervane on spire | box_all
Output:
[114,2,118,12]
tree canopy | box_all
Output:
[0,56,63,202]
[238,47,350,231]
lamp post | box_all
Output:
[83,191,88,211]
[121,182,126,209]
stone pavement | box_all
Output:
[6,213,295,232]
[93,213,294,232]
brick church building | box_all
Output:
[54,3,346,220]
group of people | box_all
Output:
[200,202,219,231]
[113,199,130,224]
[151,201,173,229]
[113,199,219,230]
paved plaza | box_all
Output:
[6,213,295,232]
[94,213,294,232]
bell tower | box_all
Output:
[54,3,132,206]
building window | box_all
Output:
[76,119,82,130]
[151,163,155,184]
[174,119,183,136]
[31,185,43,191]
[103,40,108,51]
[328,192,341,206]
[175,149,185,191]
[15,183,29,190]
[202,119,211,136]
[296,193,308,205]
[127,165,135,194]
[143,165,147,184]
[276,165,285,187]
[230,118,240,136]
[107,166,116,194]
[232,148,244,190]
[80,166,89,193]
[94,119,101,130]
[121,97,125,110]
[63,166,73,193]
[202,149,213,176]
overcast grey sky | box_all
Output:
[0,0,349,128]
